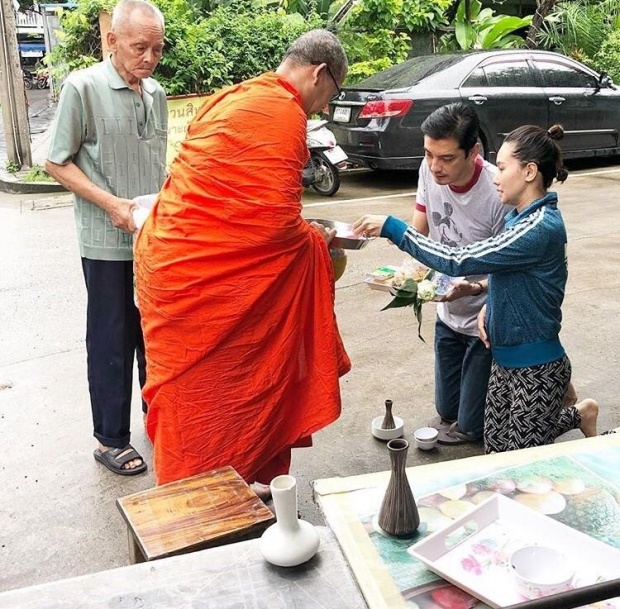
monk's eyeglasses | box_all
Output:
[325,65,342,102]
[311,61,341,102]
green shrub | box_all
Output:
[200,7,322,85]
[5,160,21,174]
[593,30,620,84]
[345,58,394,83]
[46,0,115,84]
[47,0,322,96]
[23,165,56,183]
[337,0,449,83]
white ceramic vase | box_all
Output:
[259,474,320,567]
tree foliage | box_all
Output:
[47,0,321,95]
[439,0,532,51]
[534,0,620,78]
[593,30,620,83]
[536,0,620,60]
[338,0,450,82]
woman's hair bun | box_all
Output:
[556,167,569,183]
[548,124,564,141]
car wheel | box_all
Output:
[310,152,340,196]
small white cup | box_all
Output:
[510,545,575,599]
[413,426,438,450]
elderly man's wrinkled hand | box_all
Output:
[107,197,137,234]
[310,221,337,245]
[352,215,387,238]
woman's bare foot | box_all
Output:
[98,443,144,470]
[251,482,272,503]
[576,398,599,437]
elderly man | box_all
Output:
[45,0,167,475]
[134,29,351,496]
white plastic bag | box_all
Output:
[132,193,158,231]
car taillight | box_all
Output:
[358,99,413,119]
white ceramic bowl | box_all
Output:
[510,545,574,599]
[413,427,439,450]
[371,416,404,441]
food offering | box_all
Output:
[365,263,461,302]
[364,261,462,340]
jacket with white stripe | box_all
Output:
[381,192,567,368]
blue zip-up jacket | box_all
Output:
[382,192,567,368]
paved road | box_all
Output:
[0,161,619,594]
[0,88,56,165]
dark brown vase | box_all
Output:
[378,438,420,537]
[381,399,396,430]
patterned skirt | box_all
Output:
[484,354,578,453]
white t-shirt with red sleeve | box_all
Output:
[416,156,510,336]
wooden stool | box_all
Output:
[116,466,275,563]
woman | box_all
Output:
[354,124,598,452]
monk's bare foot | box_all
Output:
[251,482,272,503]
[576,398,599,437]
[98,443,144,470]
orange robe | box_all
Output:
[134,72,351,486]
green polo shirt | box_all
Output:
[47,57,167,261]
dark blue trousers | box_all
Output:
[81,258,146,449]
[434,317,492,440]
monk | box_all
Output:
[134,29,351,497]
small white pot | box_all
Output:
[413,427,438,450]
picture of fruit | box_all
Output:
[439,484,468,501]
[552,477,587,495]
[439,499,476,519]
[471,491,497,505]
[418,494,449,509]
[418,507,452,533]
[486,478,516,495]
[515,476,553,494]
[513,490,567,514]
[555,487,620,536]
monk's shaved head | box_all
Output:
[282,29,348,83]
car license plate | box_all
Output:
[333,107,351,123]
[323,146,348,165]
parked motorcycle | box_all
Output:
[302,119,347,196]
[23,69,33,90]
[35,68,49,89]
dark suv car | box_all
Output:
[327,50,619,170]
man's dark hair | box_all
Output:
[421,102,480,154]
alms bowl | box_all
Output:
[306,218,373,250]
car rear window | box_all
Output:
[349,54,466,90]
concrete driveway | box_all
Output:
[0,161,619,593]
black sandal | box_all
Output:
[93,445,147,476]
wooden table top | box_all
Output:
[116,465,275,560]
